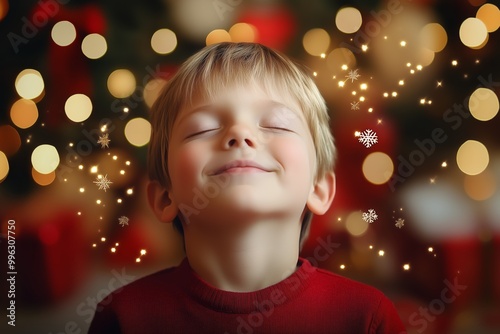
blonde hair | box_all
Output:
[147,42,336,242]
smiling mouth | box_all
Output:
[212,160,270,175]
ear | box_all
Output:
[147,180,178,223]
[306,171,336,215]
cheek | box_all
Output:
[168,144,207,187]
[274,138,314,178]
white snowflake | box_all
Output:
[362,209,378,224]
[93,174,113,192]
[357,129,378,148]
[350,101,360,110]
[97,133,111,149]
[118,216,129,227]
[395,218,405,229]
[345,69,360,83]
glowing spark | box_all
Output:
[341,64,348,70]
[126,188,133,195]
[338,81,345,87]
[403,264,410,271]
[451,60,458,66]
[428,247,434,252]
[79,187,85,193]
[378,250,385,256]
[391,91,398,97]
[399,80,404,86]
[101,237,106,242]
[361,45,368,51]
[359,96,365,102]
[383,92,389,98]
[420,98,426,104]
[360,83,367,90]
[79,165,84,170]
[437,81,442,87]
[113,155,118,160]
[441,161,447,167]
[320,53,326,58]
[400,41,406,47]
[90,166,98,173]
[340,264,346,270]
[313,72,317,77]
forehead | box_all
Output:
[179,79,302,116]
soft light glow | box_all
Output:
[107,69,136,98]
[51,21,76,46]
[403,264,410,271]
[206,29,231,46]
[65,94,92,122]
[151,28,177,54]
[362,152,394,185]
[345,211,369,237]
[0,125,21,157]
[378,250,385,256]
[32,168,55,186]
[10,99,38,129]
[335,7,362,34]
[229,23,257,42]
[124,118,151,147]
[90,166,98,173]
[31,144,60,174]
[15,69,44,100]
[456,140,489,175]
[302,28,330,56]
[419,23,447,52]
[0,151,8,183]
[476,3,500,32]
[469,88,499,121]
[143,78,167,108]
[81,33,107,59]
[459,17,488,48]
[464,170,496,201]
[428,247,434,252]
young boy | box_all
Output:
[89,42,406,333]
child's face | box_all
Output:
[167,84,319,226]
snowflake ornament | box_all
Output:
[118,216,129,227]
[97,133,111,148]
[93,174,113,192]
[395,218,405,229]
[345,69,360,82]
[362,209,378,224]
[350,101,360,110]
[357,129,378,148]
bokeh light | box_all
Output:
[468,88,499,121]
[0,151,8,183]
[151,28,177,55]
[107,69,136,98]
[419,23,447,52]
[81,33,107,59]
[65,94,93,122]
[476,3,500,32]
[0,0,8,21]
[0,125,21,157]
[143,78,167,108]
[459,17,488,48]
[456,140,489,175]
[362,152,394,185]
[326,48,356,70]
[463,169,496,201]
[335,7,362,34]
[10,99,39,129]
[32,168,56,186]
[229,23,257,43]
[302,28,330,56]
[345,211,369,237]
[31,144,60,174]
[206,29,231,45]
[124,118,151,147]
[51,21,77,47]
[15,69,45,100]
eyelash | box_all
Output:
[185,128,218,139]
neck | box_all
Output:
[183,218,301,292]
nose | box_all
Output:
[223,123,257,150]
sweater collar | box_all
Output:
[177,257,316,313]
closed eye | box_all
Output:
[185,128,219,139]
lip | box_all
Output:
[211,160,270,175]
